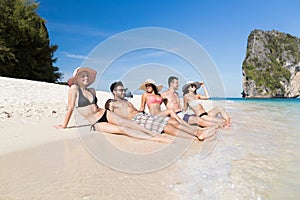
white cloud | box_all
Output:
[117,48,180,63]
[47,22,111,37]
[61,52,87,59]
[138,50,169,59]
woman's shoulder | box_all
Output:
[184,93,191,99]
[70,84,79,92]
[142,92,149,98]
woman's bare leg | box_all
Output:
[163,124,196,139]
[207,106,231,125]
[187,115,219,128]
[171,118,219,139]
[167,118,198,136]
[156,109,182,123]
[94,122,172,143]
[200,115,225,127]
[163,123,218,141]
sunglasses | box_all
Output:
[114,89,125,92]
[190,84,197,88]
[145,84,152,87]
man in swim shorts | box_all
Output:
[161,76,212,127]
[105,81,218,140]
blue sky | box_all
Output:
[37,0,300,97]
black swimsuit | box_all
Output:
[76,87,108,131]
[199,112,208,118]
[77,88,98,107]
[90,109,109,131]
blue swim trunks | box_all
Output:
[176,111,196,123]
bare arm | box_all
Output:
[55,85,77,129]
[139,93,147,112]
[160,92,168,106]
[90,88,100,110]
[104,99,114,112]
[183,95,188,111]
[198,83,210,100]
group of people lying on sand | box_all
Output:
[55,67,230,143]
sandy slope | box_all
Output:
[0,77,183,199]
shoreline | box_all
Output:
[2,77,299,199]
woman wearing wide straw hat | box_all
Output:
[182,81,231,127]
[138,79,182,122]
[137,79,218,136]
[55,67,171,143]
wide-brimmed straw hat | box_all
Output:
[182,81,201,93]
[139,79,163,92]
[67,67,97,86]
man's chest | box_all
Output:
[168,93,180,103]
[113,101,128,108]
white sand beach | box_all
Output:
[1,77,300,199]
[0,77,72,154]
[0,77,196,199]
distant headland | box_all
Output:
[242,29,300,98]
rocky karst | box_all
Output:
[242,29,300,98]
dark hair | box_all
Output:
[104,99,112,110]
[183,89,188,96]
[168,76,178,86]
[110,81,123,93]
[151,84,160,95]
[183,84,197,96]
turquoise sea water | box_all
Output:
[168,98,300,199]
[212,97,300,102]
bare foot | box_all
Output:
[223,123,231,129]
[225,114,231,125]
[53,125,66,129]
[196,127,218,141]
[223,117,231,128]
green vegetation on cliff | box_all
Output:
[243,59,291,93]
[242,30,300,96]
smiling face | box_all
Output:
[76,71,91,87]
[113,85,125,99]
[145,83,154,93]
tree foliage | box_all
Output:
[0,0,62,82]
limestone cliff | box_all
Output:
[242,29,300,98]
